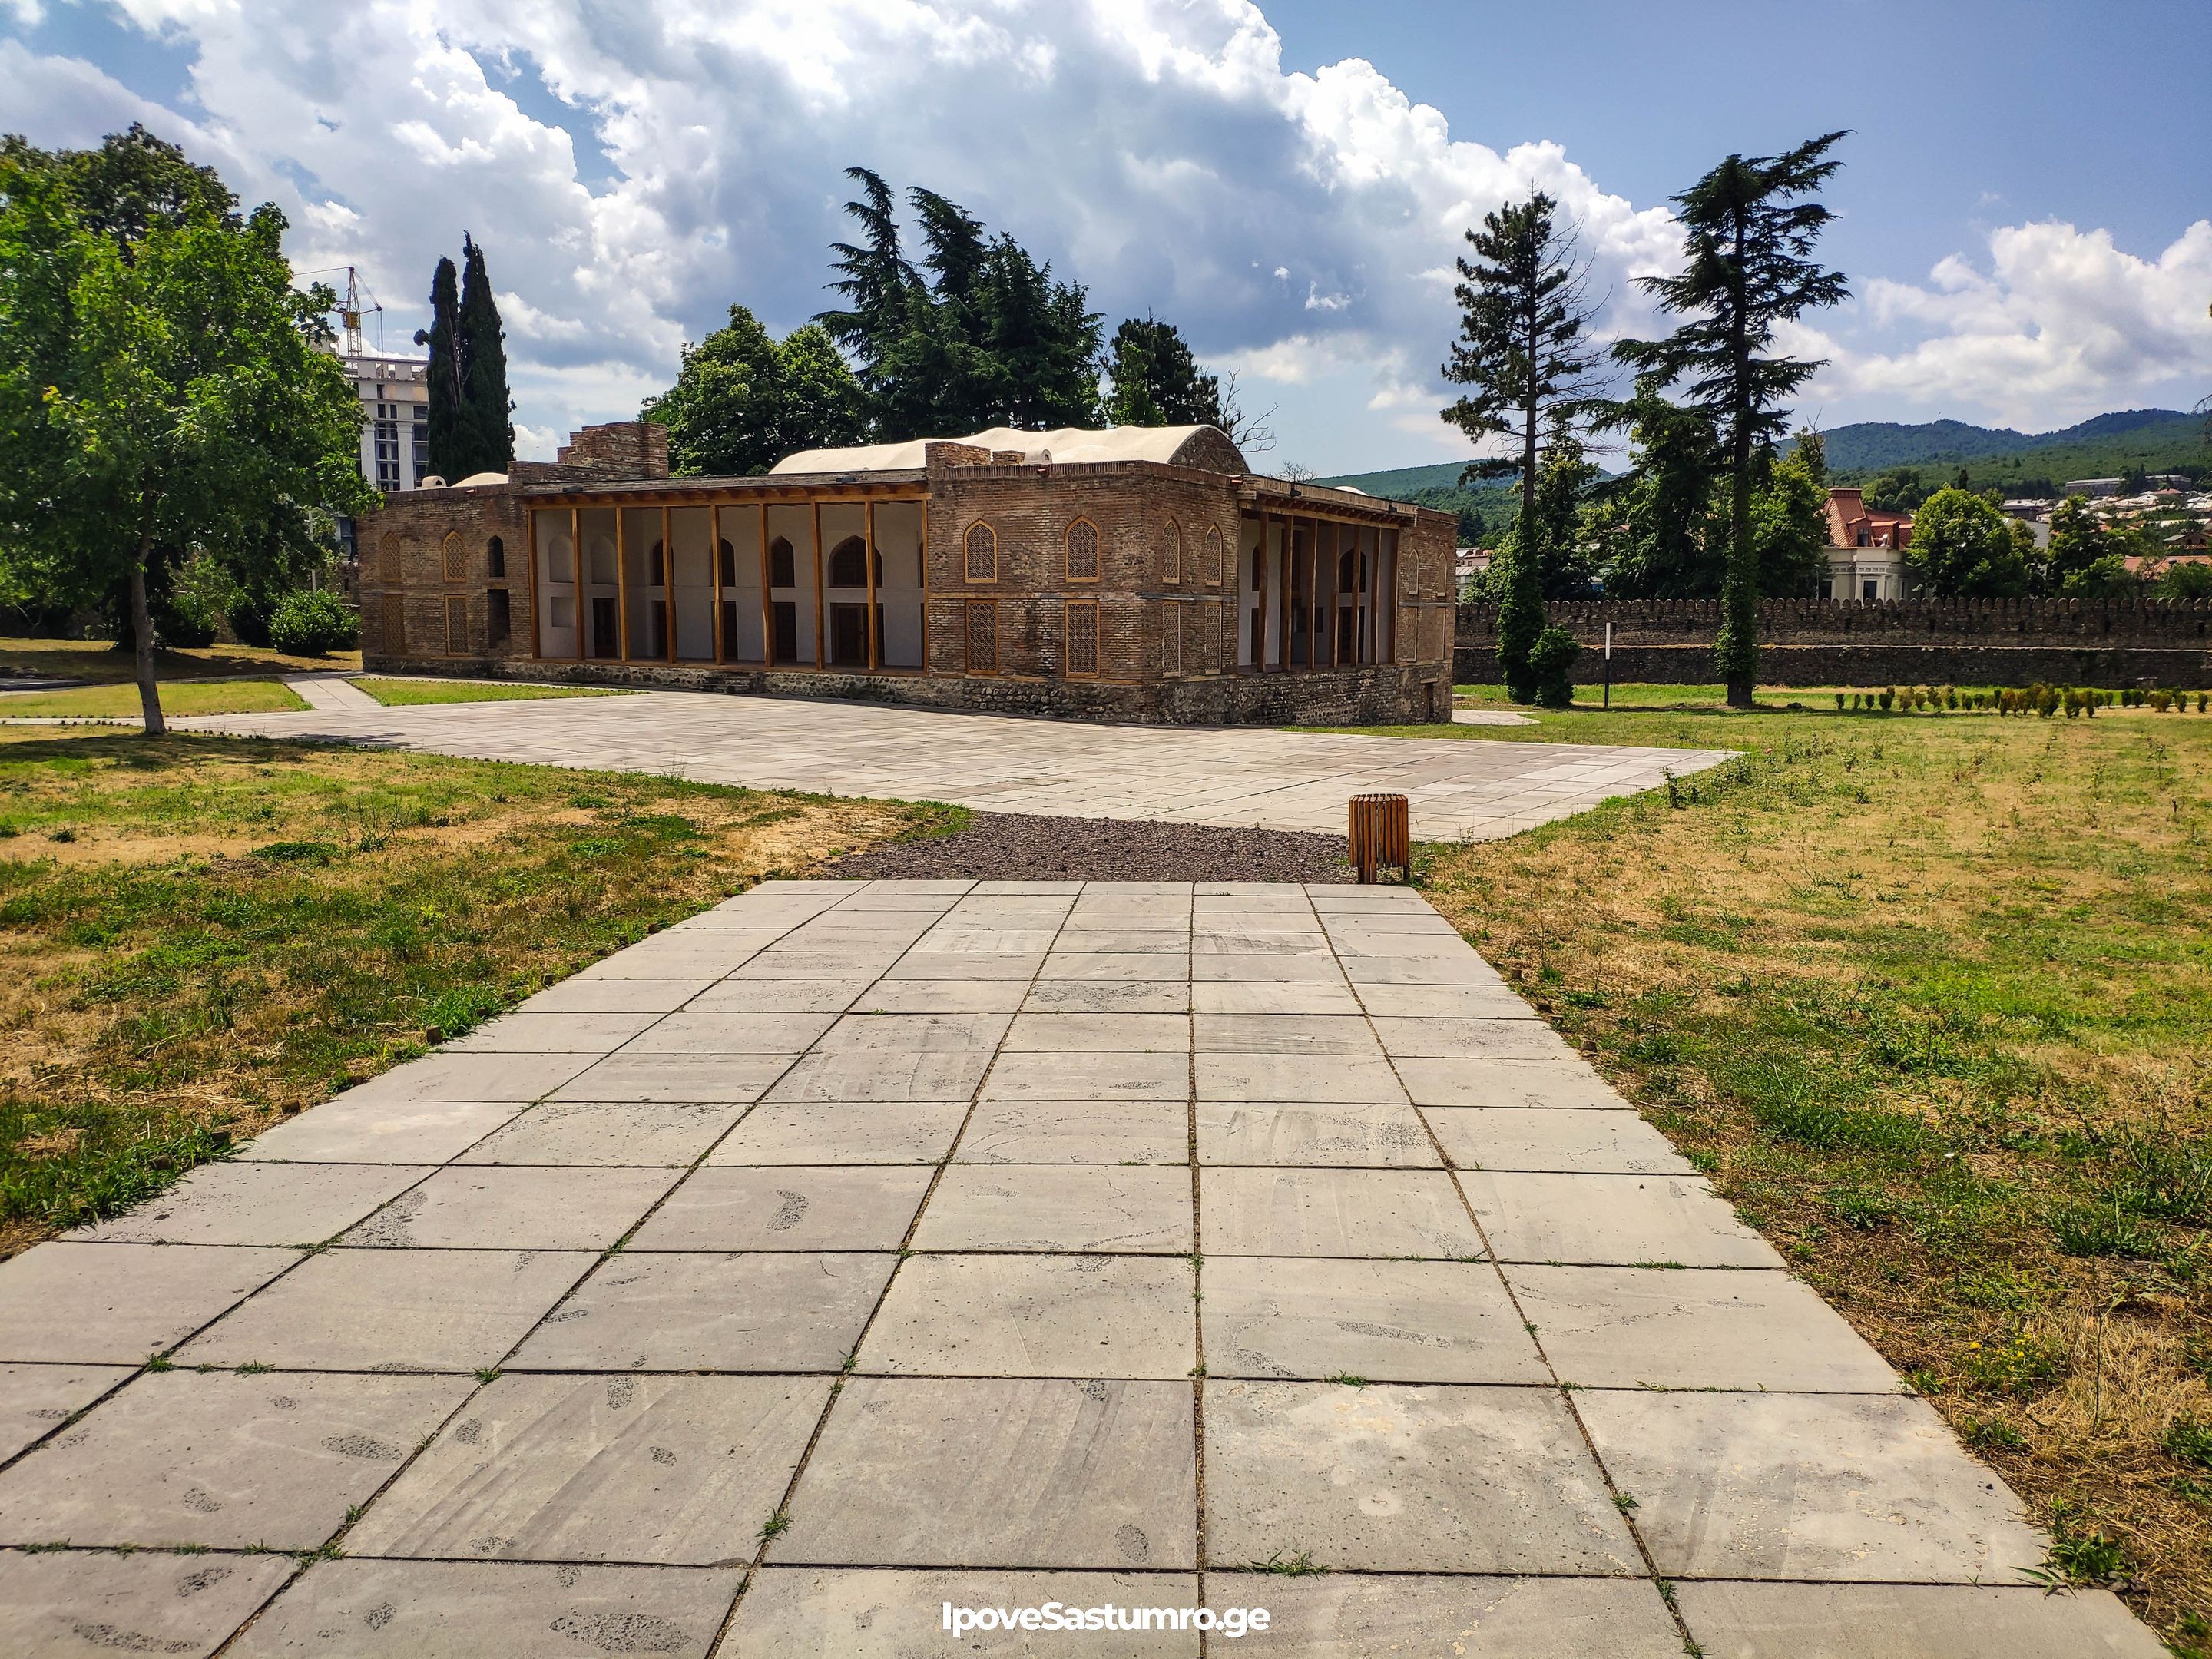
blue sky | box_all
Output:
[4,0,2207,472]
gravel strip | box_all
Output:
[820,810,1360,883]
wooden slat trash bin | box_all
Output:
[1347,792,1410,884]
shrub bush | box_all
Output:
[1525,628,1580,709]
[267,588,359,657]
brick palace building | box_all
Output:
[354,420,1459,725]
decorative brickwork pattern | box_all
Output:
[1164,520,1183,584]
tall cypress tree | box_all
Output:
[1438,192,1604,703]
[422,255,462,481]
[1614,133,1849,707]
[456,233,512,474]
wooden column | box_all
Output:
[864,497,880,671]
[1276,522,1293,673]
[1306,518,1320,671]
[614,509,631,662]
[708,505,725,664]
[1252,514,1268,673]
[758,502,774,667]
[525,510,541,661]
[662,505,676,663]
[571,507,583,662]
[810,500,826,670]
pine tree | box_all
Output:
[455,233,512,475]
[422,254,462,481]
[1614,133,1850,707]
[1104,318,1221,429]
[1438,192,1605,702]
[818,166,919,413]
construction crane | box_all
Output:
[337,267,383,356]
[301,266,386,355]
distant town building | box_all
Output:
[2063,478,2124,498]
[1455,546,1494,598]
[341,353,431,495]
[1822,488,1914,601]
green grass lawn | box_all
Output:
[0,729,955,1258]
[353,676,634,707]
[2,634,361,683]
[0,678,310,718]
[1406,690,2212,1645]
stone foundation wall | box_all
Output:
[357,654,1453,725]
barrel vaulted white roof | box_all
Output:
[772,424,1246,476]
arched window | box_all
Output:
[1339,548,1358,592]
[1204,525,1224,586]
[487,535,506,578]
[965,521,997,583]
[1164,520,1182,584]
[717,538,737,586]
[769,537,796,588]
[441,531,465,582]
[827,535,869,587]
[647,541,667,586]
[1065,518,1099,582]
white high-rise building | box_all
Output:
[341,352,431,494]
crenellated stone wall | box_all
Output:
[1455,598,2212,687]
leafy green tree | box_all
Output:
[2045,494,2113,590]
[2157,558,2212,599]
[1614,132,1851,706]
[0,125,245,645]
[1864,466,1929,512]
[1439,191,1606,701]
[1594,379,1721,598]
[1514,429,1602,598]
[0,156,373,733]
[642,305,866,475]
[1748,446,1831,596]
[1104,317,1221,428]
[2071,552,2144,598]
[1903,488,2031,596]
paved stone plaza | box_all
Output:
[190,687,1731,839]
[0,881,2159,1655]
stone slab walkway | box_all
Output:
[279,674,381,712]
[0,881,2160,1656]
[185,689,1730,839]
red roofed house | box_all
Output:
[1823,488,1916,601]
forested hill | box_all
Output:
[1801,409,2204,488]
[1321,409,2207,515]
[1310,462,1517,544]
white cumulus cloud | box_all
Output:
[3,0,2202,468]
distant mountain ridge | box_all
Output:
[1320,409,2207,505]
[1809,409,2200,475]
